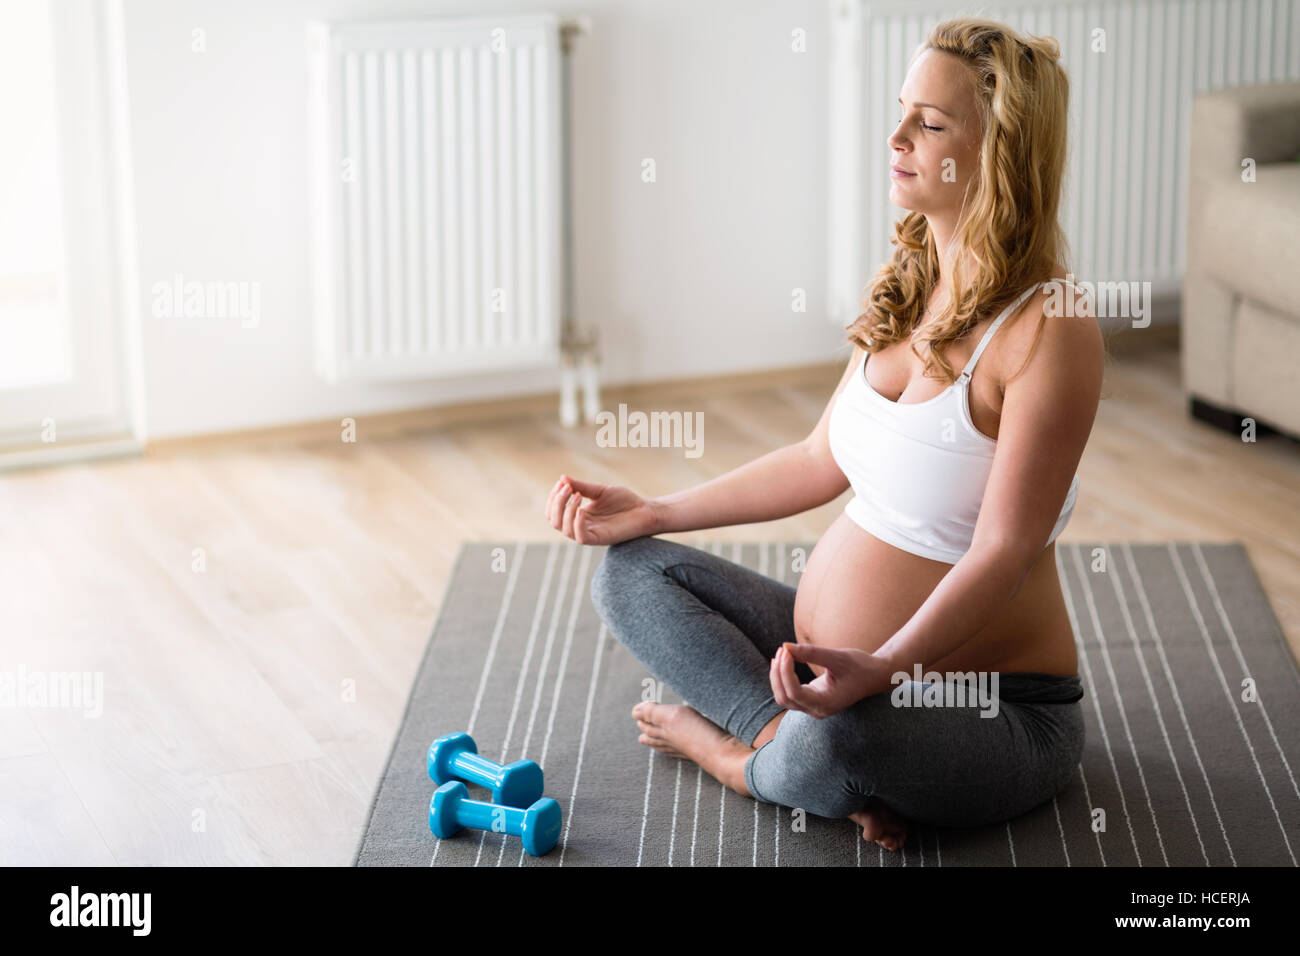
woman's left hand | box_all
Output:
[770,642,895,719]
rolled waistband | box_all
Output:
[993,672,1084,705]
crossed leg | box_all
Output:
[630,698,908,850]
[589,535,908,850]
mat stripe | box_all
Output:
[430,541,526,866]
[1071,542,1168,864]
[558,620,609,865]
[1061,544,1143,862]
[1170,543,1296,864]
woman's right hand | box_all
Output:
[544,475,661,546]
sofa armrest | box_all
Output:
[1190,81,1300,184]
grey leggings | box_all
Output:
[589,535,1086,828]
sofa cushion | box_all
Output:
[1232,295,1300,436]
[1195,164,1300,320]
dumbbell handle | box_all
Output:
[454,794,527,834]
[452,751,512,789]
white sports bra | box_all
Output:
[828,281,1079,564]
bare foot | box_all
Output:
[631,701,753,793]
[848,799,909,852]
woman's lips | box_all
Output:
[890,166,916,179]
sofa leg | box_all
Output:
[1188,396,1286,439]
[1189,396,1243,432]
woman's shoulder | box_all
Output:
[1038,272,1094,316]
[1005,270,1095,327]
[991,270,1101,386]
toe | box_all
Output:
[636,701,672,726]
[638,733,682,757]
[858,817,884,842]
[642,701,670,727]
[881,826,907,851]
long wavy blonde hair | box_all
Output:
[846,17,1073,385]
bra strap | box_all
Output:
[958,282,1044,380]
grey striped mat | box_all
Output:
[354,540,1300,866]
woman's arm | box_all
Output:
[650,441,845,534]
[648,348,862,534]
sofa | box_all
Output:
[1183,80,1300,440]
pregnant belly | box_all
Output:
[791,510,1078,678]
[792,512,951,659]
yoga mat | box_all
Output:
[355,540,1300,866]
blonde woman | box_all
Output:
[546,17,1103,852]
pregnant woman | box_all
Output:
[545,17,1103,851]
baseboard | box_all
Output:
[141,361,841,455]
[0,434,145,473]
[1102,320,1181,355]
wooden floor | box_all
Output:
[2,341,1297,865]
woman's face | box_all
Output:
[887,49,983,217]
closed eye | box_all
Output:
[900,113,944,133]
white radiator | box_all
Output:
[828,0,1300,324]
[308,15,565,382]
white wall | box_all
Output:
[120,0,845,439]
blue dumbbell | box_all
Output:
[427,732,544,808]
[429,781,563,857]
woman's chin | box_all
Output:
[888,186,917,211]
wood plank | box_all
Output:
[0,753,117,865]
